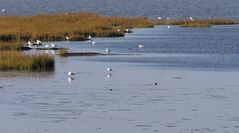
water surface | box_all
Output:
[1,25,239,133]
[0,0,238,19]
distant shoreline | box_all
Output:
[0,12,238,44]
[0,12,157,43]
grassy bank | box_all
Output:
[0,13,238,42]
[0,51,54,70]
[0,12,157,42]
[0,12,238,43]
[166,19,239,27]
[0,41,22,50]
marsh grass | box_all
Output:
[0,12,237,43]
[0,51,54,70]
[0,12,156,42]
[167,19,239,27]
[59,48,68,57]
[0,41,22,50]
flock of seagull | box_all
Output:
[67,29,146,81]
[67,34,119,81]
[65,16,196,81]
[3,9,194,81]
[158,16,195,29]
[27,40,57,48]
[68,66,113,82]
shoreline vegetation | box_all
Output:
[168,19,239,27]
[0,12,238,43]
[0,12,157,43]
[0,12,238,70]
[0,51,54,70]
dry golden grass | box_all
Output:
[0,41,22,50]
[0,12,237,43]
[0,51,54,70]
[166,19,239,27]
[0,12,156,42]
[59,48,68,57]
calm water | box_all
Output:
[67,25,239,71]
[1,1,239,133]
[1,25,239,133]
[0,0,239,19]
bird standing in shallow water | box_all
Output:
[45,44,50,48]
[138,44,144,48]
[36,40,41,44]
[68,72,76,76]
[106,48,111,54]
[106,68,112,72]
[28,41,33,47]
[1,9,6,13]
[36,40,42,46]
[50,43,56,48]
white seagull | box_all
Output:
[65,36,70,40]
[92,41,96,45]
[88,35,92,39]
[45,44,50,48]
[138,44,144,48]
[189,17,194,21]
[1,9,6,13]
[68,72,76,76]
[167,25,171,28]
[36,40,42,45]
[106,67,112,72]
[105,48,111,54]
[50,43,56,48]
[28,41,33,46]
[157,17,162,20]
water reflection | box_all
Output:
[106,73,112,79]
[24,49,57,56]
[68,77,76,82]
[45,50,56,55]
[0,69,55,79]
